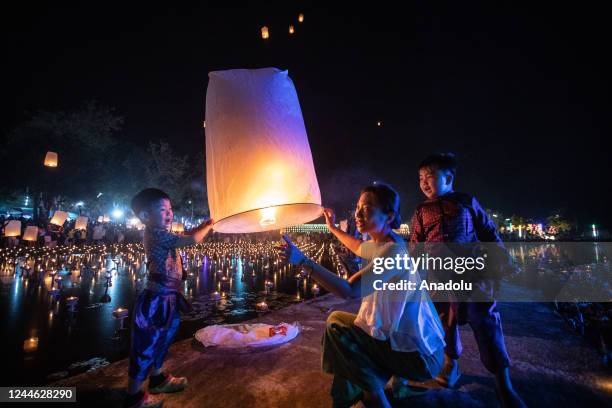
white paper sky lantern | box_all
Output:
[205,68,322,233]
[75,216,88,230]
[50,210,68,226]
[22,226,38,241]
[4,220,21,237]
[44,151,58,167]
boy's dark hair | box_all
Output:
[360,181,402,229]
[419,152,458,176]
[131,188,171,215]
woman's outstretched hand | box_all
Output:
[275,234,307,265]
[323,207,336,230]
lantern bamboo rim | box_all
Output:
[212,202,323,233]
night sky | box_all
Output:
[3,2,611,227]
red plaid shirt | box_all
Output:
[409,192,511,280]
[409,192,502,244]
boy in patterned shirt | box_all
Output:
[124,188,214,408]
[408,153,525,408]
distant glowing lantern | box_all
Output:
[289,25,295,34]
[50,210,68,226]
[75,216,88,230]
[4,220,21,237]
[22,226,39,241]
[205,68,323,233]
[298,13,304,23]
[171,222,185,234]
[261,26,269,39]
[44,151,58,167]
[23,337,39,353]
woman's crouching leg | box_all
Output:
[322,311,389,406]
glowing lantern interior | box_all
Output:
[75,216,89,230]
[44,151,58,167]
[171,222,185,233]
[4,220,21,237]
[205,68,322,233]
[50,210,68,226]
[22,226,38,241]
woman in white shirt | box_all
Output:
[277,182,445,408]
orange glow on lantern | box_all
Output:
[171,222,185,234]
[205,68,323,233]
[22,226,38,241]
[75,216,88,230]
[44,151,58,167]
[50,211,68,226]
[4,220,21,237]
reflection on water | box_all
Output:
[506,242,612,302]
[0,238,339,385]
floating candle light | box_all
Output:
[66,296,79,309]
[256,301,269,312]
[23,337,39,353]
[112,307,129,319]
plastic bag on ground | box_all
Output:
[195,322,300,348]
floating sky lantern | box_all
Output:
[75,216,88,231]
[4,220,21,237]
[205,68,322,233]
[261,26,269,39]
[44,151,58,167]
[50,211,68,226]
[298,13,304,23]
[171,222,185,234]
[289,25,295,34]
[22,226,39,241]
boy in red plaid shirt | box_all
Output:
[409,153,525,408]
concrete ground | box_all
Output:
[54,294,612,407]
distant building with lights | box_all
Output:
[281,223,410,236]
